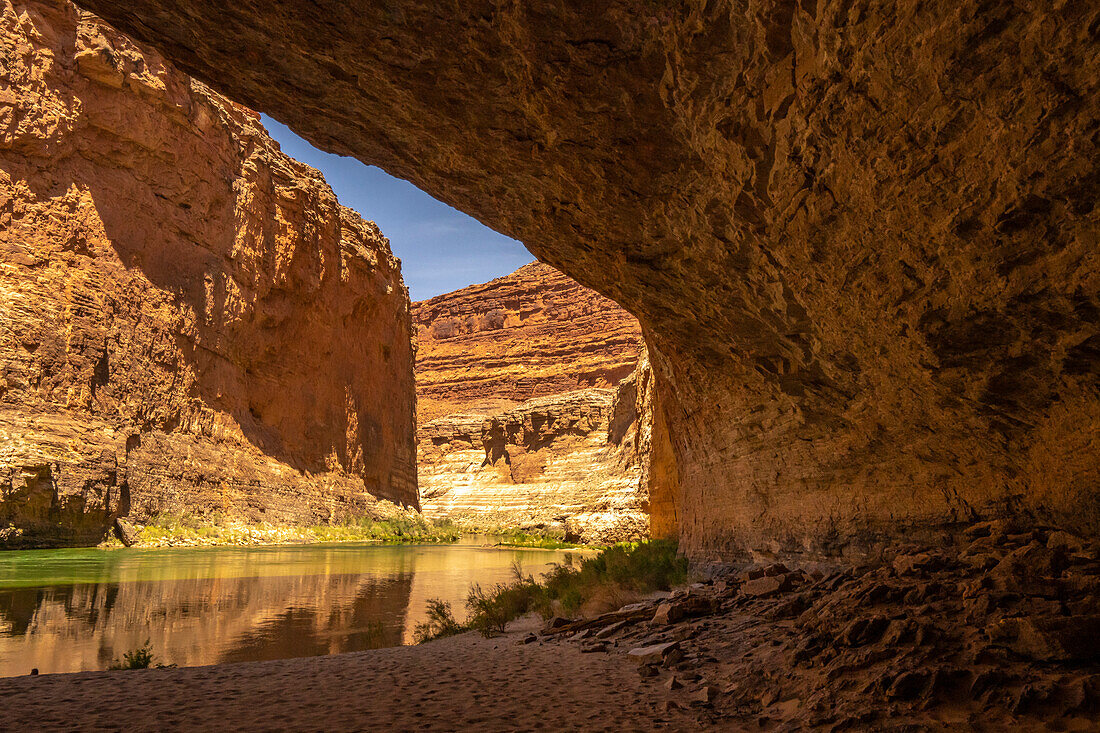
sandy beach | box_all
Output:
[0,617,716,732]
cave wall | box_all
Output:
[71,0,1099,559]
[0,0,417,545]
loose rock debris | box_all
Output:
[543,520,1100,730]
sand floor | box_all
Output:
[0,618,722,732]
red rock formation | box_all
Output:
[414,263,646,541]
[46,0,1100,558]
[418,379,649,544]
[413,262,642,424]
[0,0,416,547]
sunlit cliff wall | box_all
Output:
[0,0,417,547]
[412,262,643,424]
[415,263,648,542]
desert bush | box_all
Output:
[414,540,687,643]
[413,599,465,644]
[539,539,687,616]
[465,563,544,637]
[489,526,580,549]
[0,524,24,543]
[430,318,459,339]
[107,640,171,670]
[479,308,507,331]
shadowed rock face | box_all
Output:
[0,0,417,546]
[73,0,1100,558]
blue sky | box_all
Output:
[262,115,534,302]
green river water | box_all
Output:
[0,541,581,677]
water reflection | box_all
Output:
[0,543,577,677]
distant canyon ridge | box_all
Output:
[413,262,642,424]
[413,263,657,543]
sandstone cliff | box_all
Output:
[414,263,648,542]
[86,0,1100,560]
[0,0,417,547]
[413,262,642,424]
[418,377,649,544]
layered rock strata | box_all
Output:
[70,0,1100,558]
[0,0,417,547]
[414,263,650,542]
[418,376,649,544]
[413,262,642,424]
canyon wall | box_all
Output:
[0,0,417,547]
[63,0,1100,559]
[413,261,642,424]
[415,263,648,542]
[419,385,648,544]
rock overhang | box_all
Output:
[70,0,1100,559]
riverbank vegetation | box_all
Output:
[101,513,463,549]
[486,527,586,550]
[414,540,687,643]
[96,512,601,550]
[107,640,176,670]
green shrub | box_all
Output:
[414,540,687,643]
[133,512,462,547]
[107,640,162,670]
[489,527,582,549]
[412,599,465,644]
[465,563,544,637]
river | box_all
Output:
[0,541,582,677]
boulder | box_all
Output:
[543,616,574,632]
[626,641,683,667]
[991,616,1100,662]
[741,574,798,599]
[113,518,140,548]
[595,621,631,639]
[1047,530,1089,555]
[988,542,1064,594]
[692,686,718,705]
[651,603,683,625]
[892,553,945,577]
[838,616,889,648]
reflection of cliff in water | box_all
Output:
[219,574,411,663]
[0,543,576,677]
[0,571,413,676]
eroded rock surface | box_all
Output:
[413,262,642,425]
[419,376,649,544]
[61,0,1100,558]
[415,262,648,542]
[0,0,417,546]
